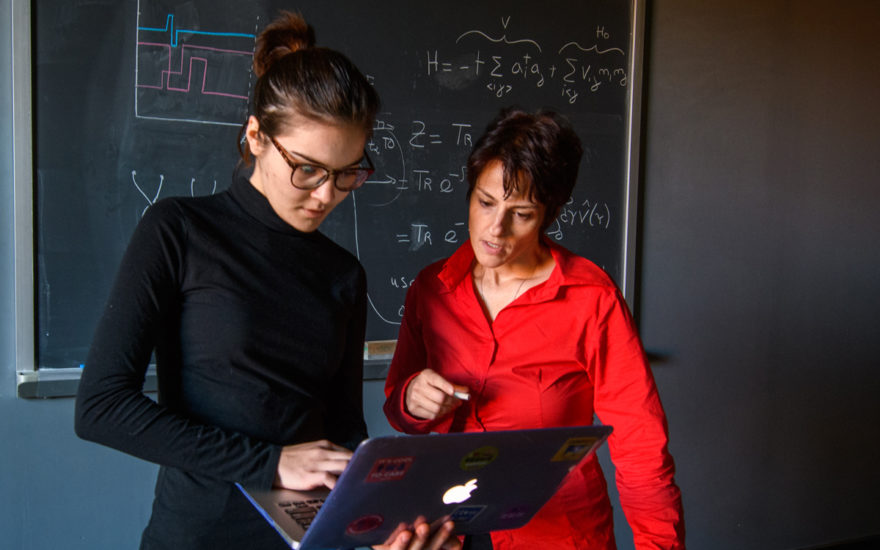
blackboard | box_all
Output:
[32,0,644,371]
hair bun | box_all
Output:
[253,11,316,78]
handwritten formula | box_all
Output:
[121,1,631,332]
[428,17,627,104]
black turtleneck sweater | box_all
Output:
[75,174,368,549]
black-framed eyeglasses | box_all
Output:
[269,136,374,192]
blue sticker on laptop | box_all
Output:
[450,504,486,523]
[551,437,598,462]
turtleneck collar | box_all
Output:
[227,171,321,238]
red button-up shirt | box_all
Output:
[384,241,684,549]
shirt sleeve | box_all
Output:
[591,289,686,549]
[325,268,370,450]
[74,201,281,489]
[383,275,455,435]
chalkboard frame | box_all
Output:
[14,0,647,397]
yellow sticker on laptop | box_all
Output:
[460,446,498,470]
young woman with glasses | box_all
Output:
[75,11,457,550]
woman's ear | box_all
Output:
[245,116,267,157]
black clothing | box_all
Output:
[75,174,368,549]
[463,534,494,550]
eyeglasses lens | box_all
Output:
[292,166,370,191]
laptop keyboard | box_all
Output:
[277,498,325,530]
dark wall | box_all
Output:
[2,1,879,549]
[627,1,880,548]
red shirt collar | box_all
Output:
[437,239,614,301]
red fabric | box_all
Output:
[384,241,684,549]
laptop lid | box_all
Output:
[238,424,612,549]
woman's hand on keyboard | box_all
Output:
[274,439,353,490]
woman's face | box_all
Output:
[468,160,546,270]
[246,116,368,233]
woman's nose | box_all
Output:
[311,177,339,204]
[489,212,508,236]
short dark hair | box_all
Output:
[467,107,583,231]
[239,12,380,163]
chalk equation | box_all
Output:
[428,16,628,103]
[395,221,468,251]
[364,117,472,205]
[118,1,632,333]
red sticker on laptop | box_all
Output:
[551,437,599,462]
[366,456,414,482]
[459,446,498,471]
[346,514,384,535]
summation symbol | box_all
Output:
[430,16,628,104]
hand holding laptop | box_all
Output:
[405,368,470,420]
[376,517,460,550]
[276,439,354,490]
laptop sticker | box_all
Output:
[551,436,599,462]
[366,456,414,482]
[450,504,486,523]
[500,505,529,521]
[459,446,498,471]
[346,514,384,535]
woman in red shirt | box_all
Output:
[384,107,685,550]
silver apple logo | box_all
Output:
[442,478,478,505]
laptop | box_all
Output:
[237,425,612,549]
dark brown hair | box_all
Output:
[238,11,380,163]
[467,107,584,231]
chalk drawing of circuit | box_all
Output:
[135,12,256,126]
